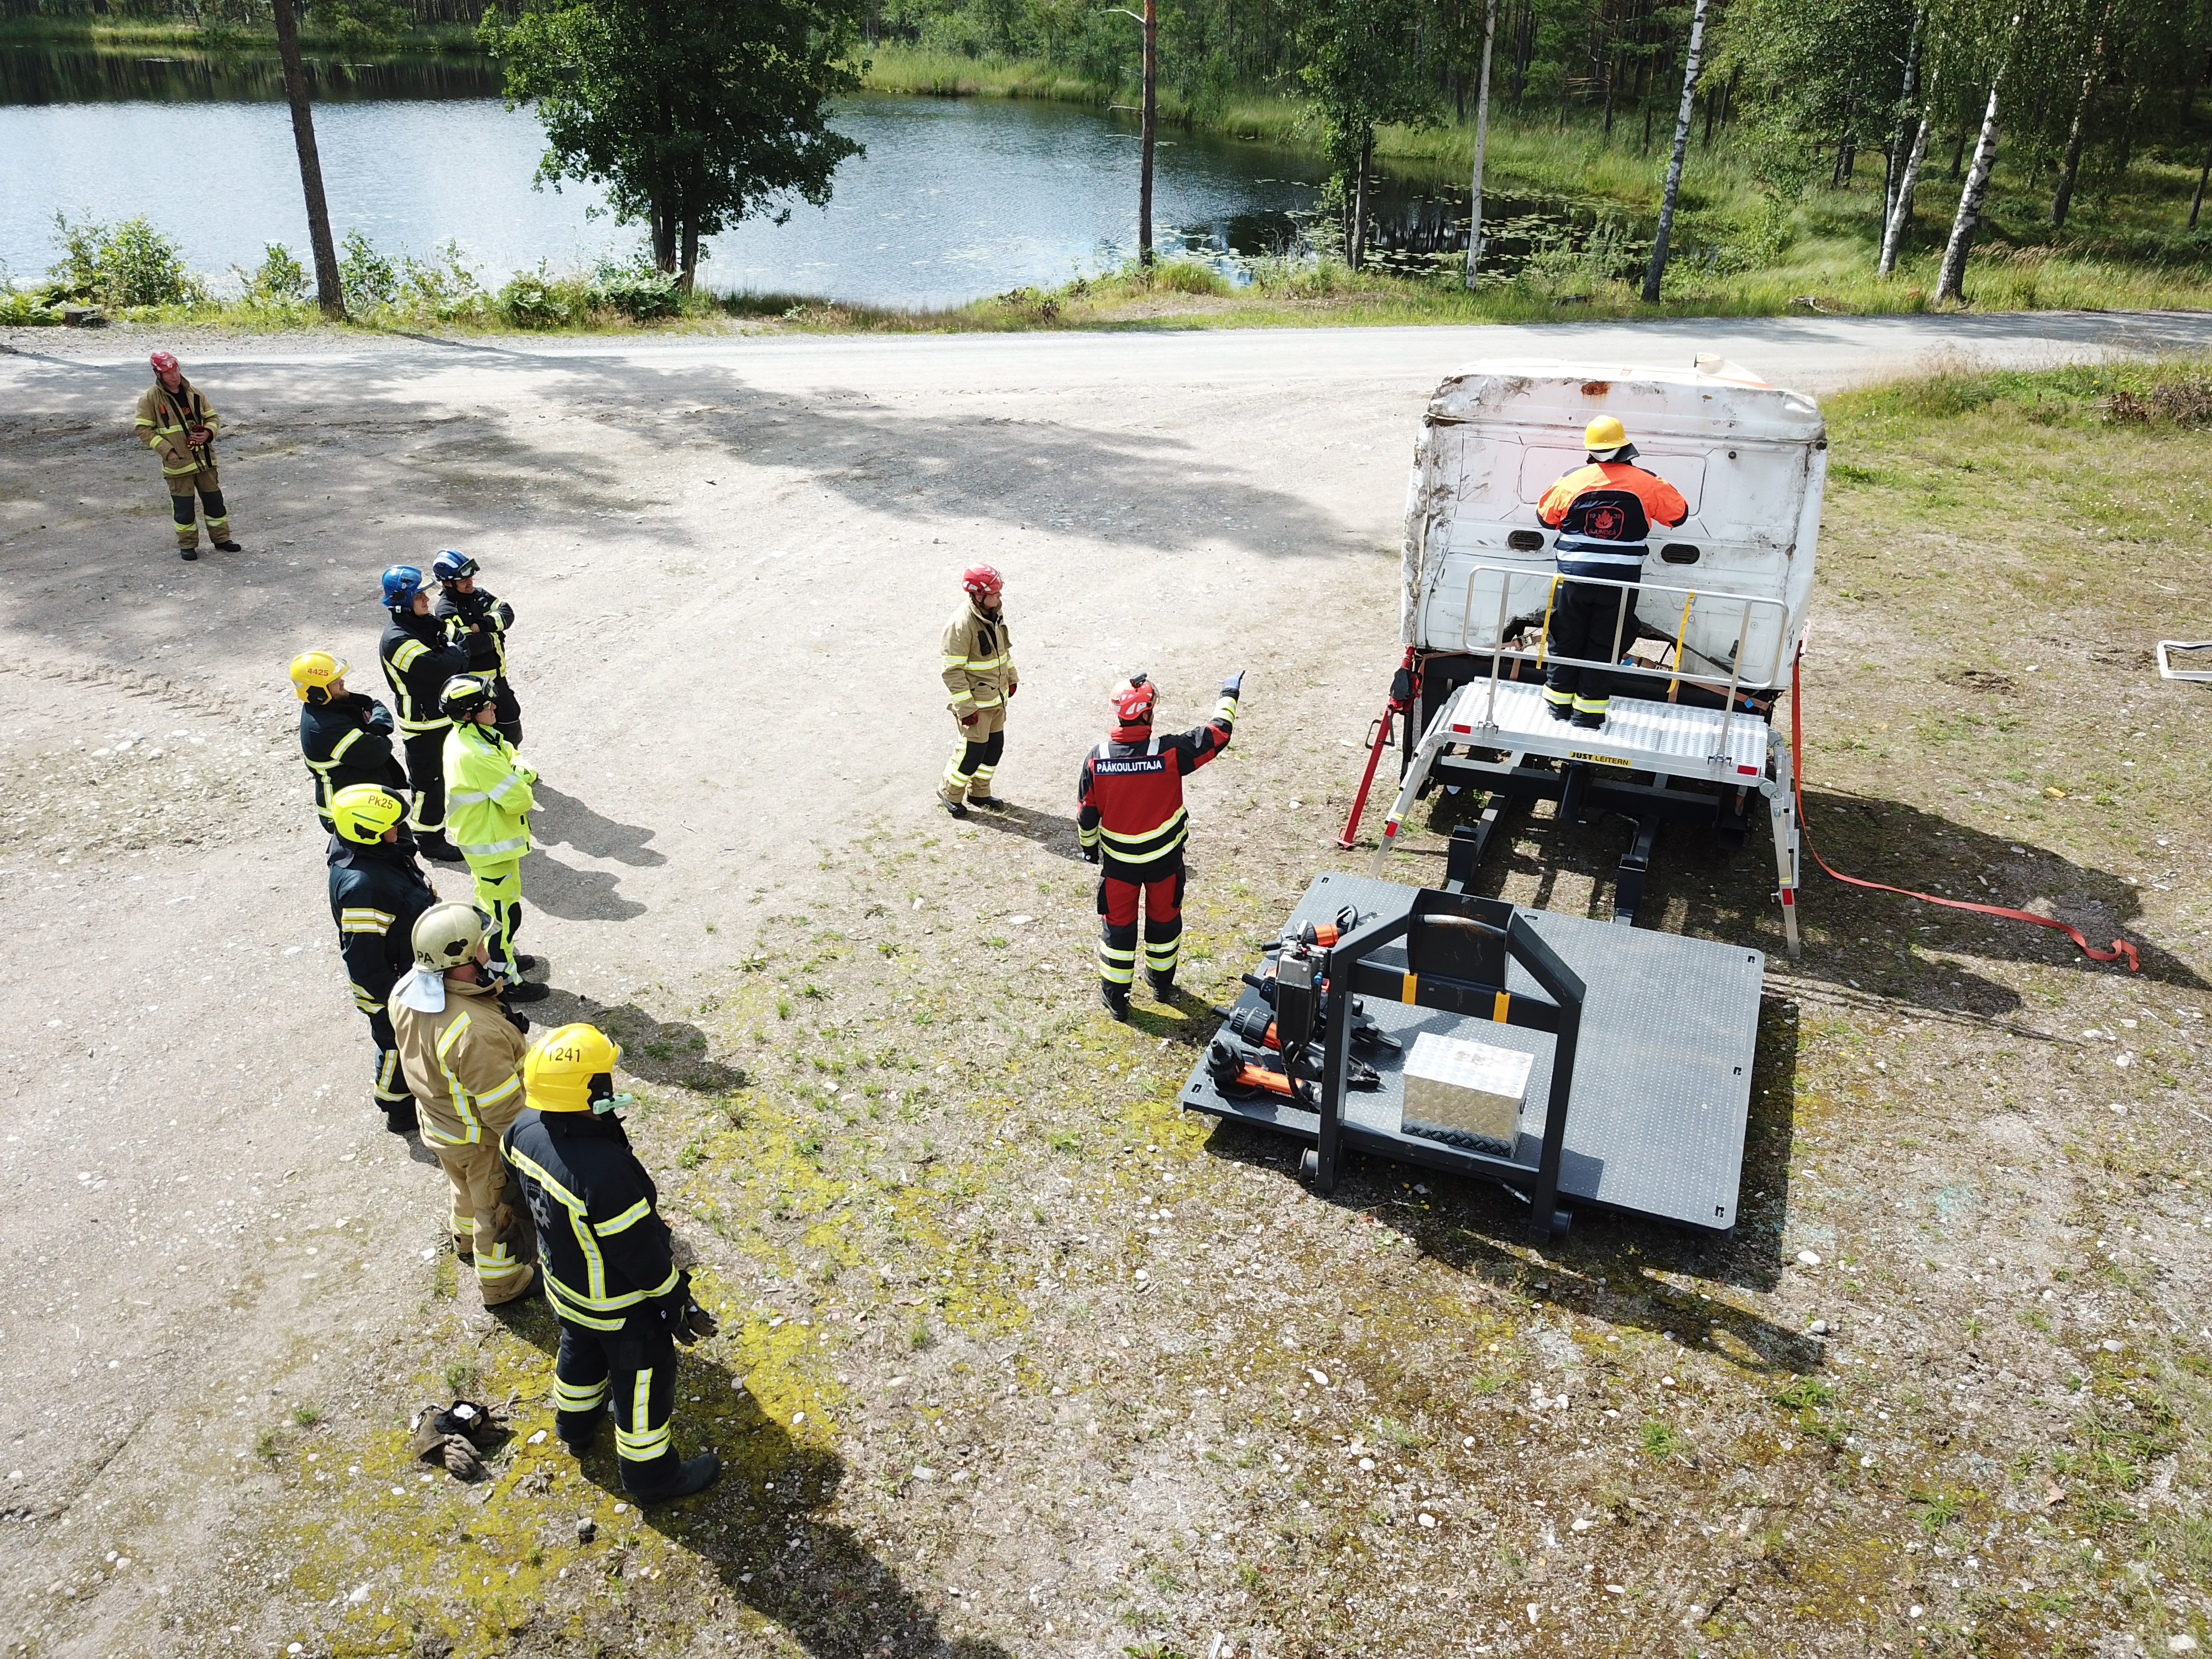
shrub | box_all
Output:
[48,211,205,307]
[339,228,398,314]
[238,242,308,303]
[496,263,576,328]
[398,240,486,321]
[588,253,681,320]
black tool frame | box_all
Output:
[1296,888,1587,1240]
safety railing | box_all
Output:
[1441,560,1796,766]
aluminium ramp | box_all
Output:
[1373,677,1803,956]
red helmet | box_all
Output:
[962,564,1003,600]
[1110,675,1156,724]
[149,349,179,374]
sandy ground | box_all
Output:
[3,309,2211,1659]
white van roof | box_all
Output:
[1426,357,1825,445]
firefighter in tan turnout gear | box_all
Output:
[389,902,538,1307]
[133,349,240,561]
[938,563,1018,817]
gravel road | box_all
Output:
[2,308,2208,1657]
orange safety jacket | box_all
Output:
[1536,460,1688,576]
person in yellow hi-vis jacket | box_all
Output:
[389,902,538,1308]
[133,349,239,561]
[937,563,1018,817]
[441,672,548,1004]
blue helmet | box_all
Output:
[431,549,478,584]
[380,565,425,608]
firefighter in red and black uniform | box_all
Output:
[1076,671,1241,1018]
[1534,415,1689,730]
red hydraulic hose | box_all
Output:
[1790,648,2137,971]
[1339,647,1416,849]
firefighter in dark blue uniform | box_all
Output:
[291,649,409,836]
[327,784,440,1133]
[431,550,524,747]
[378,565,470,862]
[1076,672,1241,1018]
[504,1024,722,1505]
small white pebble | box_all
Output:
[1417,1512,1437,1528]
[1796,1249,1822,1267]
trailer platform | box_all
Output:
[1179,872,1762,1237]
[1374,675,1803,957]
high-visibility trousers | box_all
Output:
[164,461,231,550]
[1542,572,1639,723]
[554,1314,677,1491]
[1098,863,1185,990]
[432,1140,535,1305]
[364,1005,411,1117]
[942,702,1006,803]
[467,857,524,976]
[403,731,448,834]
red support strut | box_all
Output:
[1338,648,1416,850]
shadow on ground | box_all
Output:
[525,850,650,922]
[523,983,750,1092]
[484,1297,1008,1657]
[963,803,1086,862]
[1415,780,2199,1011]
[533,782,667,867]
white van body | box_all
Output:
[1400,357,1827,692]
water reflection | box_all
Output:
[0,44,499,103]
[0,49,1648,306]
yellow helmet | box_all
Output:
[1584,415,1629,453]
[290,649,348,705]
[331,784,405,845]
[524,1023,623,1113]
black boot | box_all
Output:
[504,979,551,1004]
[383,1099,420,1135]
[1545,697,1573,723]
[1572,709,1606,730]
[512,953,541,973]
[1146,967,1176,999]
[414,834,466,863]
[178,545,199,561]
[627,1453,720,1505]
[213,539,242,552]
[1100,982,1130,1020]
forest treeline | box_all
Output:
[19,0,2212,228]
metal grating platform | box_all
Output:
[1439,676,1771,781]
[1180,872,1764,1232]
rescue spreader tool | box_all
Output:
[1181,872,1762,1240]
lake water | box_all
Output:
[0,47,1624,307]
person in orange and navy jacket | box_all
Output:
[1076,671,1240,1020]
[1535,415,1689,731]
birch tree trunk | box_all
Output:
[1350,126,1374,269]
[1464,0,1497,288]
[1880,97,1933,275]
[270,0,345,319]
[2051,4,2110,228]
[1640,0,1708,304]
[1139,0,1157,266]
[1937,70,2007,303]
[1884,5,1926,226]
